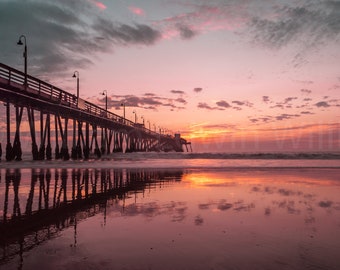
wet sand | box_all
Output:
[0,163,340,269]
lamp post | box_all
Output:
[100,90,108,155]
[120,102,126,124]
[17,35,27,87]
[141,116,145,127]
[147,120,151,131]
[72,71,79,107]
[101,90,108,116]
[133,110,137,123]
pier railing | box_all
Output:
[0,62,166,138]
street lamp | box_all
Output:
[120,102,126,124]
[141,116,145,126]
[17,35,27,87]
[133,110,137,123]
[147,120,151,130]
[72,71,79,107]
[101,90,108,116]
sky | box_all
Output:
[0,0,340,153]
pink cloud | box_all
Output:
[129,6,145,16]
[89,0,107,10]
[155,3,250,40]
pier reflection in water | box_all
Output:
[0,167,340,270]
[0,167,182,268]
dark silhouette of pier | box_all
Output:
[0,62,192,161]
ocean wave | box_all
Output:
[109,152,340,160]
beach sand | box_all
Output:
[0,160,340,269]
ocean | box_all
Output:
[0,152,340,270]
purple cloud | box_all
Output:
[171,90,185,94]
[176,98,187,104]
[110,93,187,110]
[284,97,297,103]
[198,102,213,110]
[301,89,312,94]
[197,102,222,110]
[262,96,270,103]
[315,101,330,108]
[276,114,300,121]
[194,87,203,93]
[216,100,231,108]
[232,100,253,107]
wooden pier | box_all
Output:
[0,62,191,161]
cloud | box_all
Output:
[157,1,253,40]
[107,93,187,110]
[315,101,330,108]
[232,100,253,107]
[269,96,298,109]
[170,90,185,95]
[270,104,284,109]
[197,123,236,130]
[193,87,203,93]
[301,89,312,94]
[294,80,314,85]
[0,0,103,73]
[128,6,145,16]
[197,102,214,110]
[175,98,187,104]
[0,0,161,75]
[250,2,340,49]
[157,0,340,55]
[90,0,106,10]
[262,96,270,103]
[216,100,231,108]
[197,102,223,110]
[144,92,156,97]
[300,111,314,115]
[93,19,161,45]
[249,116,272,124]
[275,114,300,121]
[249,112,302,123]
[284,97,298,104]
[248,2,340,68]
[176,23,197,39]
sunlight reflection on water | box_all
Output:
[0,163,340,270]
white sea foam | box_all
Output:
[0,151,339,170]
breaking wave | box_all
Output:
[109,152,340,160]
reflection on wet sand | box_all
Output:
[0,167,340,270]
[0,168,183,267]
